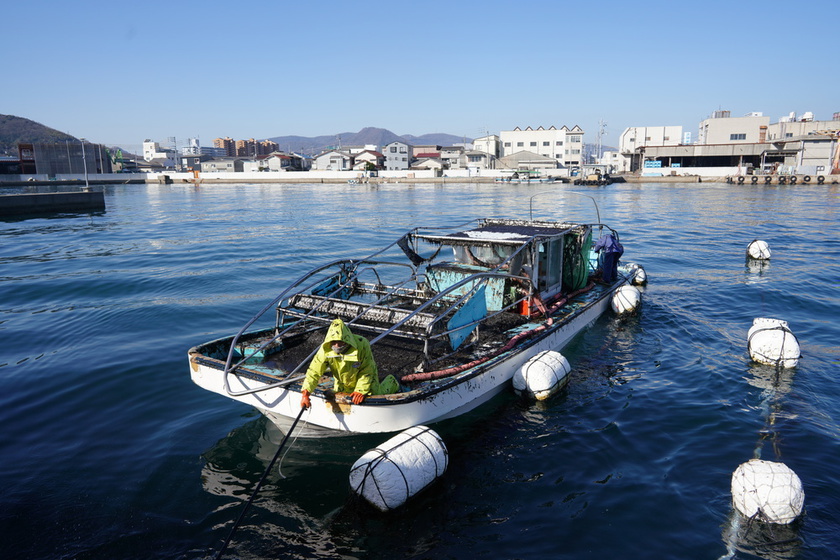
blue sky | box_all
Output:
[5,0,837,153]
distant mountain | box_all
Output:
[0,114,78,155]
[269,127,470,155]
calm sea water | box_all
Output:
[1,181,838,560]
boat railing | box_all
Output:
[217,260,420,397]
[218,266,531,397]
[220,257,411,379]
[367,270,532,362]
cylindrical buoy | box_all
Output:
[748,318,800,368]
[611,285,641,314]
[513,350,571,400]
[349,425,448,511]
[731,459,804,524]
[747,239,771,260]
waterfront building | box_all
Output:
[598,151,622,173]
[619,110,840,175]
[352,150,385,170]
[440,146,465,169]
[410,157,444,172]
[465,150,496,170]
[615,126,684,172]
[767,112,839,140]
[498,150,558,171]
[313,150,354,171]
[142,140,177,168]
[200,157,246,172]
[473,135,500,159]
[499,125,584,169]
[698,111,770,144]
[411,145,442,159]
[343,144,379,155]
[382,141,411,170]
[17,141,113,175]
[180,153,211,171]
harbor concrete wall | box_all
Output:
[0,191,106,216]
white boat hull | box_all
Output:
[190,286,616,436]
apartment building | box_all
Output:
[213,137,236,157]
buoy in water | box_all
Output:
[611,285,642,314]
[747,239,771,260]
[629,263,647,286]
[747,318,800,368]
[731,459,804,524]
[513,350,571,400]
[349,425,448,511]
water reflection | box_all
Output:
[720,509,803,560]
[745,258,771,284]
[200,414,461,559]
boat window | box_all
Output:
[536,240,563,292]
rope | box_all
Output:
[720,323,803,557]
[747,323,801,459]
[278,413,310,479]
[212,406,308,560]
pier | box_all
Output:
[0,191,106,217]
[725,174,838,185]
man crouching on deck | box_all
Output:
[300,318,399,408]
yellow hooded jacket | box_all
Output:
[302,319,396,396]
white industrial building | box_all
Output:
[499,125,584,169]
[613,110,840,177]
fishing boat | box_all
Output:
[189,197,642,436]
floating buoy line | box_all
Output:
[719,240,805,559]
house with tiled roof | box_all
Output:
[313,150,354,171]
[352,150,385,170]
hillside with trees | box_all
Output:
[0,114,78,156]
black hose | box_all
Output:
[213,406,307,559]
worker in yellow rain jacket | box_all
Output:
[300,319,399,408]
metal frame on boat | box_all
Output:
[189,203,641,435]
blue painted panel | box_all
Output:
[447,286,487,350]
[426,264,505,311]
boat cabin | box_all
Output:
[411,218,593,308]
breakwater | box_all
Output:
[0,191,105,216]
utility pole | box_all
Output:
[80,138,89,189]
[596,120,607,164]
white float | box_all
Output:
[747,318,800,368]
[731,459,804,524]
[349,425,448,511]
[513,350,571,400]
[630,264,647,286]
[611,284,642,314]
[747,239,771,260]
